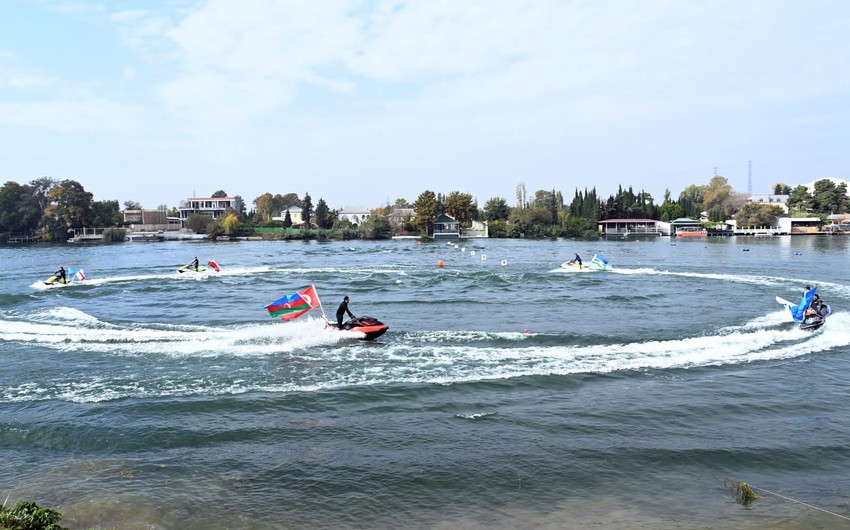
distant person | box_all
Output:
[573,253,582,268]
[54,266,67,284]
[190,257,199,270]
[336,296,355,328]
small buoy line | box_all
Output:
[726,479,850,521]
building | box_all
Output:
[598,219,663,239]
[122,209,178,232]
[670,217,705,237]
[387,208,415,234]
[178,197,243,228]
[338,206,371,225]
[272,206,304,226]
[461,220,488,238]
[748,194,789,212]
[432,213,460,239]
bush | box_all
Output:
[101,227,126,242]
[0,500,69,530]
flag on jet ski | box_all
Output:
[265,285,321,321]
[589,255,609,270]
[789,287,817,323]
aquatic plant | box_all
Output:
[726,479,760,505]
[0,499,68,530]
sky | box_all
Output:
[1,0,849,211]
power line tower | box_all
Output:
[748,161,752,195]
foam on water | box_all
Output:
[3,305,847,403]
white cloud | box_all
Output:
[4,0,850,208]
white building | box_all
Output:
[338,206,371,225]
[748,194,789,212]
[178,196,243,228]
[272,206,304,226]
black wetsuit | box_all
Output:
[336,299,354,328]
[55,268,67,284]
[190,258,199,270]
[574,254,582,268]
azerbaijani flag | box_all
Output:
[265,285,320,322]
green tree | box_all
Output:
[811,179,848,214]
[91,200,122,227]
[677,184,706,219]
[702,176,733,215]
[443,191,476,227]
[483,196,510,221]
[212,190,227,197]
[358,215,393,239]
[786,185,812,213]
[0,181,42,233]
[29,177,57,212]
[734,203,784,227]
[283,210,293,228]
[278,193,300,209]
[314,198,331,229]
[301,192,313,228]
[568,188,600,221]
[232,195,247,219]
[222,213,240,235]
[412,190,440,234]
[123,200,142,210]
[253,193,275,222]
[187,213,212,234]
[46,179,93,229]
[773,183,791,195]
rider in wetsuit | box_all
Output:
[336,296,355,328]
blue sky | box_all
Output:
[1,0,848,211]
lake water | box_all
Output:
[2,236,850,529]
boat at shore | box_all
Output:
[676,226,708,237]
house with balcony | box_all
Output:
[178,196,243,228]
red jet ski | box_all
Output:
[337,316,389,340]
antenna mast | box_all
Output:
[748,161,752,195]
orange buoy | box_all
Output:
[437,260,444,267]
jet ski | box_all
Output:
[560,254,612,272]
[265,286,388,340]
[778,286,832,332]
[336,316,389,340]
[800,298,832,332]
[44,268,85,286]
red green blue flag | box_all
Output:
[265,285,320,321]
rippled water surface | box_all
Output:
[2,237,850,529]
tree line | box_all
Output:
[1,175,847,243]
